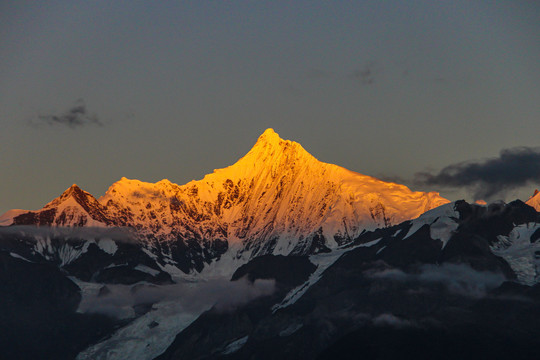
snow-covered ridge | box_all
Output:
[0,184,111,227]
[0,129,449,269]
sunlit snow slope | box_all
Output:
[526,189,540,212]
[0,129,449,271]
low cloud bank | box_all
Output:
[368,263,505,298]
[79,278,276,318]
[373,313,415,328]
[0,225,138,244]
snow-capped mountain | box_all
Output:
[0,184,112,227]
[3,195,540,359]
[0,129,448,274]
[526,189,540,211]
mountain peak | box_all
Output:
[41,184,85,209]
[249,128,311,159]
[526,189,540,212]
[0,183,112,227]
[253,128,286,150]
[258,128,280,141]
[66,183,82,194]
[44,184,98,210]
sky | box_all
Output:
[1,1,539,214]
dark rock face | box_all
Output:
[316,323,540,360]
[231,255,317,290]
[440,231,515,277]
[0,251,118,360]
[160,256,540,360]
[157,201,540,360]
[13,208,57,226]
[455,199,540,245]
[61,242,118,281]
[376,224,442,268]
[532,227,540,243]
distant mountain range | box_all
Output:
[0,128,448,275]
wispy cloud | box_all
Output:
[373,313,415,328]
[350,61,380,86]
[0,225,137,244]
[414,146,540,200]
[367,263,505,298]
[31,99,102,128]
[79,278,276,318]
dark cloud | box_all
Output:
[414,146,540,200]
[350,61,380,86]
[32,99,102,128]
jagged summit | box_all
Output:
[45,184,88,208]
[256,127,281,144]
[251,128,306,153]
[197,128,316,183]
[254,128,307,151]
[1,183,111,227]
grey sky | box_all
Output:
[1,1,539,213]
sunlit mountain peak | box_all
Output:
[1,129,449,266]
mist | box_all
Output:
[368,263,506,298]
[79,277,276,318]
[0,225,138,244]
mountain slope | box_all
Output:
[0,184,112,227]
[157,200,540,360]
